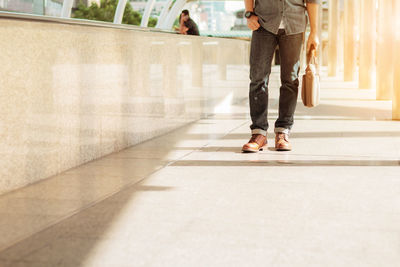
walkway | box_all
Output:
[0,67,399,267]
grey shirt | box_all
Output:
[254,0,320,35]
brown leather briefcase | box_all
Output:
[301,47,320,108]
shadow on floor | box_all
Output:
[0,184,173,266]
[170,160,400,167]
[155,131,400,143]
[220,131,400,139]
[233,98,392,121]
[295,103,391,120]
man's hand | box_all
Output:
[247,15,260,31]
[306,2,319,52]
[307,32,319,52]
[180,26,188,35]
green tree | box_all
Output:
[148,17,158,28]
[73,0,157,27]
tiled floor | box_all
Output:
[0,67,399,267]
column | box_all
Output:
[156,0,174,28]
[61,0,74,18]
[343,0,357,81]
[141,0,156,27]
[338,5,344,74]
[393,0,400,120]
[376,0,394,99]
[359,0,377,89]
[317,2,323,68]
[113,0,128,24]
[328,0,340,76]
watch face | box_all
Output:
[245,11,252,18]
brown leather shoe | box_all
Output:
[242,134,267,153]
[275,133,292,151]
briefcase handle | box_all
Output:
[306,44,317,66]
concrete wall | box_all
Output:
[0,16,250,195]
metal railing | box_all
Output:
[0,10,176,34]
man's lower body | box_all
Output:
[242,27,303,152]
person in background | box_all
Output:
[179,9,199,36]
[241,0,320,153]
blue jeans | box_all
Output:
[249,27,303,135]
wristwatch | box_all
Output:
[244,11,256,19]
